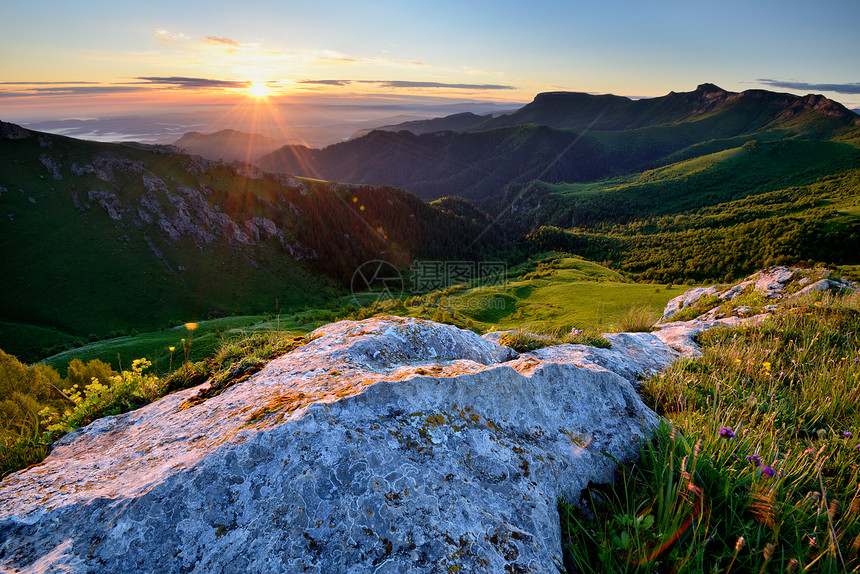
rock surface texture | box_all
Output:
[1,316,670,573]
[659,266,858,324]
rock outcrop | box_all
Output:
[659,266,858,324]
[1,316,668,573]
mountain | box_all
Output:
[173,129,285,163]
[469,83,859,132]
[347,112,492,139]
[257,84,860,202]
[0,121,504,361]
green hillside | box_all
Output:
[0,123,506,362]
[522,138,860,224]
[524,168,860,282]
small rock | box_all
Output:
[795,278,857,297]
[753,266,794,298]
[660,286,717,321]
[718,279,754,300]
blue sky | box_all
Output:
[1,0,858,120]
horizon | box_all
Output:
[2,0,859,145]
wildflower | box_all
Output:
[762,361,772,372]
[168,346,175,352]
[719,426,735,439]
[856,444,860,451]
[845,431,853,439]
[185,322,199,331]
[760,465,777,478]
[747,453,761,466]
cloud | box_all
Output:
[0,81,99,85]
[205,36,240,47]
[298,79,353,86]
[134,76,251,89]
[297,79,516,90]
[0,85,145,98]
[757,79,860,95]
[366,80,516,90]
[154,28,191,47]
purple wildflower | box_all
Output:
[760,465,777,479]
[719,426,735,439]
[747,453,761,466]
[844,431,853,439]
[856,444,860,451]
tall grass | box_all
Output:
[1,329,309,478]
[561,290,860,572]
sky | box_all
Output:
[1,0,858,142]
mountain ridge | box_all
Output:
[365,83,860,136]
[257,84,860,202]
[173,129,285,163]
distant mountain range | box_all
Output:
[173,129,285,163]
[257,84,860,202]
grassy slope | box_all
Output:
[540,138,860,219]
[347,255,683,334]
[0,129,510,363]
[36,255,677,377]
[445,257,678,332]
[562,289,860,573]
[521,137,860,282]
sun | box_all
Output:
[247,81,271,98]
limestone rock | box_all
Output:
[654,315,769,357]
[753,266,794,298]
[795,278,856,297]
[0,316,659,573]
[718,279,754,301]
[660,285,717,321]
[525,332,681,387]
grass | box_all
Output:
[386,256,684,335]
[498,327,611,352]
[1,325,311,478]
[616,305,660,332]
[561,289,860,573]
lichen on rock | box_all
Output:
[0,316,668,573]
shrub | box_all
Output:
[43,358,161,438]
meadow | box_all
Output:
[562,289,860,573]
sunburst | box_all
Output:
[247,81,271,98]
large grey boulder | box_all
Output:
[0,316,660,573]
